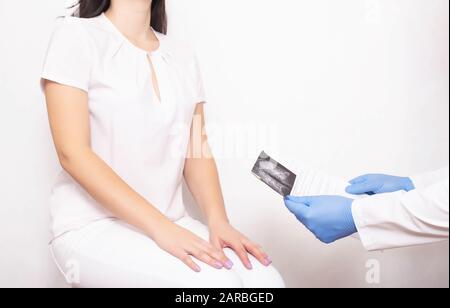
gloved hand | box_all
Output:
[345,174,415,195]
[284,195,356,244]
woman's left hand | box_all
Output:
[209,221,272,270]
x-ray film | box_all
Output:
[252,151,297,197]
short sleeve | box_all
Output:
[40,19,93,93]
[192,53,207,104]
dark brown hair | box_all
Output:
[72,0,167,34]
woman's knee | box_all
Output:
[192,268,244,288]
[258,265,285,288]
[239,263,286,288]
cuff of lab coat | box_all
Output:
[351,200,377,251]
[352,191,410,251]
[410,167,449,190]
[411,175,430,190]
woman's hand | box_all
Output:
[152,221,233,272]
[209,221,272,270]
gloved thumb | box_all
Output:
[349,174,369,184]
[284,197,309,222]
[346,182,376,195]
[285,195,312,205]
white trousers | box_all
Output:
[50,216,285,288]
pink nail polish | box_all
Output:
[247,263,253,270]
[225,261,234,270]
[265,258,272,266]
[194,265,201,273]
[215,262,223,269]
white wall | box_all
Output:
[0,0,448,288]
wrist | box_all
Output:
[345,199,358,235]
[401,177,415,192]
[144,216,173,239]
[207,214,229,228]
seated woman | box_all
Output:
[41,0,284,288]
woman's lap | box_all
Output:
[51,217,285,288]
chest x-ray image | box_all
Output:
[252,151,297,197]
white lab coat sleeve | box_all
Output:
[352,178,449,251]
[410,167,449,189]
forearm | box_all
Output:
[184,155,229,226]
[352,179,449,251]
[60,147,171,238]
[410,166,449,189]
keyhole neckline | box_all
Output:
[101,12,166,58]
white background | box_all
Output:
[0,0,448,287]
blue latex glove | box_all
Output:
[345,174,415,195]
[284,195,357,244]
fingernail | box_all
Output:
[264,257,272,266]
[215,262,223,269]
[194,265,201,273]
[224,260,234,270]
[246,263,253,270]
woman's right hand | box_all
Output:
[152,221,233,272]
